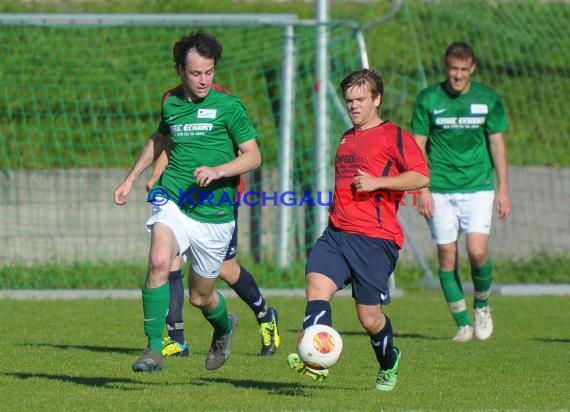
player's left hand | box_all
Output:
[194,166,221,187]
[495,191,512,221]
[353,169,379,192]
[146,176,158,192]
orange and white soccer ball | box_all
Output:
[297,324,343,369]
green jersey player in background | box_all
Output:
[113,30,261,372]
[411,42,512,343]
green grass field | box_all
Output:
[1,292,568,411]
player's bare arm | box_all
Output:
[488,132,512,220]
[194,138,261,187]
[146,144,171,191]
[354,169,428,193]
[412,133,435,219]
[113,130,168,205]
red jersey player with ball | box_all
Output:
[288,69,429,391]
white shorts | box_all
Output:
[428,191,494,245]
[145,199,235,279]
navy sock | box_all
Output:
[166,269,185,344]
[302,300,332,329]
[230,266,267,322]
[370,315,396,370]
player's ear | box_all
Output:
[470,62,476,75]
[174,64,184,76]
[374,94,382,108]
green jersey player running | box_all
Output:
[411,42,512,343]
[113,30,261,372]
[147,147,280,358]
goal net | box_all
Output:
[0,13,372,287]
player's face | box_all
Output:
[177,50,215,101]
[344,84,381,129]
[445,57,475,94]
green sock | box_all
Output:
[142,283,170,352]
[472,259,493,309]
[439,270,470,326]
[202,291,232,339]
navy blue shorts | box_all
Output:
[305,225,399,305]
[224,207,239,261]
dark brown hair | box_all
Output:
[173,30,223,68]
[444,42,475,65]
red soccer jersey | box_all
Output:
[329,121,429,248]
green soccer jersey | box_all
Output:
[155,86,257,223]
[411,81,508,193]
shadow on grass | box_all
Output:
[192,376,336,396]
[26,343,140,355]
[287,328,442,340]
[5,372,156,390]
[534,337,570,343]
[334,330,442,340]
[395,332,443,340]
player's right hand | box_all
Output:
[113,181,132,205]
[417,189,434,219]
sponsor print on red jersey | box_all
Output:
[329,122,429,248]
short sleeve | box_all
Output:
[227,99,258,146]
[485,96,508,135]
[411,91,431,136]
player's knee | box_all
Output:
[188,290,213,309]
[438,249,457,270]
[306,274,336,301]
[188,293,204,308]
[469,251,487,267]
[148,252,170,276]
